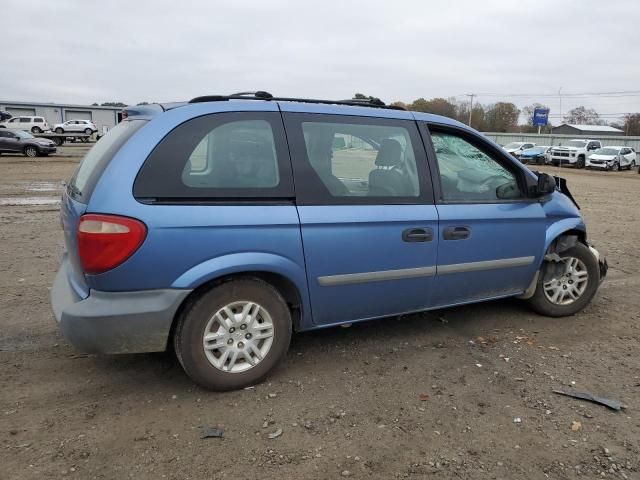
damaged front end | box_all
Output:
[544,235,608,285]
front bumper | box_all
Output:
[38,145,57,154]
[588,244,608,284]
[51,261,191,354]
[551,157,576,166]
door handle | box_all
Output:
[402,228,433,242]
[443,226,471,240]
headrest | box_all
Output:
[375,139,402,167]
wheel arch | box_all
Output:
[544,220,587,257]
[168,253,312,341]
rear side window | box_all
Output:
[68,120,146,203]
[34,118,43,123]
[19,117,30,123]
[283,113,432,205]
[134,112,293,200]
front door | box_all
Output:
[283,110,438,326]
[422,124,547,308]
[0,130,21,152]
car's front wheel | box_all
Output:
[173,278,292,391]
[576,156,585,169]
[24,146,38,157]
[527,242,599,317]
[84,128,92,135]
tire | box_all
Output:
[612,162,619,172]
[527,242,600,317]
[24,146,38,158]
[53,137,64,146]
[576,156,585,169]
[629,160,635,170]
[31,126,42,134]
[55,127,64,134]
[173,278,292,391]
[84,128,92,135]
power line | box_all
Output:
[453,90,640,99]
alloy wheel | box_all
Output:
[543,257,589,305]
[202,301,274,373]
[25,146,37,157]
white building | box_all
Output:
[0,100,123,133]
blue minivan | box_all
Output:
[51,92,607,390]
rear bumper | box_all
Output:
[51,262,191,354]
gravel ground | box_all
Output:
[1,147,639,479]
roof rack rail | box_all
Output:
[188,91,406,110]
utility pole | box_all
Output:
[467,94,475,127]
[558,86,563,124]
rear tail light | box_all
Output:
[77,214,147,275]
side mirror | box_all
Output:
[536,173,556,196]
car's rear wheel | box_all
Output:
[31,126,42,134]
[527,243,599,317]
[55,127,64,134]
[173,278,292,391]
[24,146,38,157]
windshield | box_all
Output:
[504,142,523,149]
[14,130,34,139]
[567,141,587,148]
[594,147,620,156]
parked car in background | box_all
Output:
[518,146,552,165]
[0,116,50,133]
[51,92,607,391]
[53,119,97,135]
[0,110,12,122]
[0,129,56,157]
[503,142,536,156]
[586,146,636,171]
[549,139,601,168]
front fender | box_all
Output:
[543,218,586,258]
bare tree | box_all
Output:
[563,106,604,125]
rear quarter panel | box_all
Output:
[85,101,312,326]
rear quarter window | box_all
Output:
[133,111,293,201]
[68,120,146,203]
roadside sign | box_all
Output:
[533,108,550,126]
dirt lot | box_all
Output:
[1,146,639,479]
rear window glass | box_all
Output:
[134,112,293,200]
[182,120,279,188]
[68,120,145,203]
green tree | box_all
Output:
[409,97,457,119]
[484,102,520,132]
[100,102,128,107]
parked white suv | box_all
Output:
[550,139,601,168]
[52,119,97,135]
[0,116,50,133]
[586,146,637,171]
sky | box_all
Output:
[2,0,640,124]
